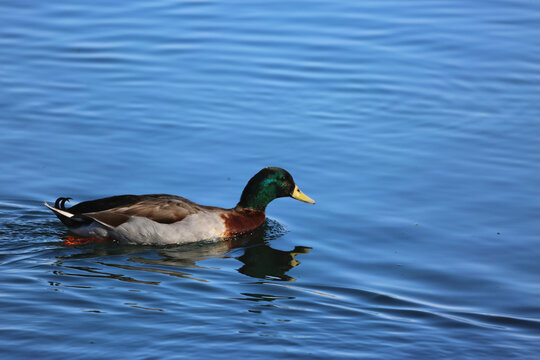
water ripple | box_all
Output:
[2,0,540,358]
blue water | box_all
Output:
[1,0,540,358]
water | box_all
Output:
[1,0,540,358]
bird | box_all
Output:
[44,167,315,245]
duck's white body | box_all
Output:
[54,208,227,245]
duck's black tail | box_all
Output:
[44,199,87,228]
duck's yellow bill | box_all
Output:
[291,185,315,204]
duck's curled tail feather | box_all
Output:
[54,197,72,210]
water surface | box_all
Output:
[1,0,540,358]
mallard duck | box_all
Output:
[45,167,315,245]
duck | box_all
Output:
[44,167,315,245]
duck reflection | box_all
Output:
[237,244,310,281]
[54,219,311,284]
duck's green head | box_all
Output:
[237,167,315,211]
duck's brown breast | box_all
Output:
[220,208,266,237]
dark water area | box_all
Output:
[1,0,540,358]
